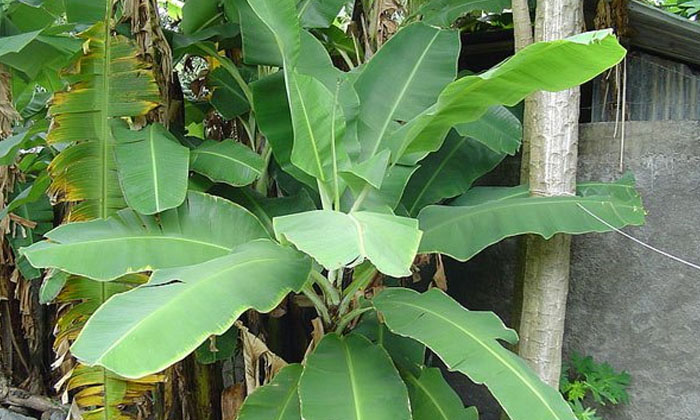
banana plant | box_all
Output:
[1,0,170,418]
[14,0,646,419]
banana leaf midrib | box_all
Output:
[340,336,364,420]
[96,9,117,418]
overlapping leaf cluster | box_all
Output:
[0,0,646,419]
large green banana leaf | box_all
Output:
[251,72,316,188]
[208,66,251,119]
[212,186,316,234]
[21,192,269,280]
[243,0,355,198]
[238,364,303,420]
[390,30,626,163]
[299,333,411,420]
[181,0,222,35]
[47,21,161,220]
[274,210,422,277]
[404,367,479,420]
[401,130,505,216]
[353,311,426,376]
[112,121,189,215]
[0,21,82,81]
[71,240,312,379]
[287,70,348,184]
[353,22,459,161]
[297,0,346,28]
[236,0,348,65]
[410,0,511,27]
[235,0,284,66]
[354,312,476,419]
[455,105,522,155]
[373,288,576,420]
[190,139,265,187]
[418,176,646,260]
[353,164,420,213]
[242,0,300,66]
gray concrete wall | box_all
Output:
[565,121,700,420]
[445,121,700,420]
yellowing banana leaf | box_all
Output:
[71,240,312,378]
[47,21,161,220]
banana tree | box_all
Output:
[15,0,646,419]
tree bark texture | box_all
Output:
[517,0,583,387]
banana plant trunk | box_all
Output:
[517,0,583,387]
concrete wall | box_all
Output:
[445,121,700,420]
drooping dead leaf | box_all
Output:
[303,318,325,360]
[235,321,287,395]
[0,65,20,138]
[433,254,448,291]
